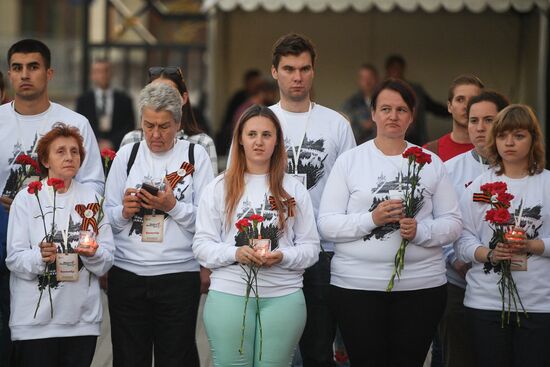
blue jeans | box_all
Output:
[299,251,337,367]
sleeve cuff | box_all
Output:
[411,222,429,246]
[111,205,130,229]
[542,238,550,257]
[224,246,238,263]
[359,212,377,234]
[467,245,484,264]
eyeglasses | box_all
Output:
[148,66,184,82]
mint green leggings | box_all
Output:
[203,290,307,367]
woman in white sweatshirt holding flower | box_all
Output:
[318,79,462,366]
[454,104,550,367]
[193,104,319,366]
[7,123,114,367]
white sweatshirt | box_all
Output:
[455,169,550,312]
[193,173,320,297]
[0,102,104,197]
[318,140,462,291]
[104,139,214,276]
[443,150,489,288]
[269,103,356,252]
[6,180,114,340]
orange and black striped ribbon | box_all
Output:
[472,193,506,209]
[269,196,297,217]
[75,203,100,233]
[165,162,195,190]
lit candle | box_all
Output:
[254,239,271,258]
[79,230,96,249]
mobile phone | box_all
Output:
[141,183,159,196]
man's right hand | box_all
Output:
[0,196,13,212]
[122,188,141,219]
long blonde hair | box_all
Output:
[224,105,290,229]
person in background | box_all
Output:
[319,78,462,366]
[0,69,9,367]
[105,83,214,367]
[269,33,356,367]
[440,91,509,367]
[341,63,379,144]
[193,105,319,366]
[7,123,115,367]
[232,79,278,129]
[120,66,218,175]
[455,104,550,367]
[76,59,135,150]
[385,54,449,146]
[216,69,263,156]
[0,70,8,103]
[423,75,484,162]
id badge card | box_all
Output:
[292,173,307,188]
[142,214,164,243]
[511,253,528,271]
[56,253,79,281]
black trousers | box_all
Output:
[108,266,200,367]
[330,284,447,367]
[0,271,11,367]
[12,336,97,367]
[299,251,337,367]
[467,307,550,367]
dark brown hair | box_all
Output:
[371,78,416,112]
[225,105,290,230]
[467,90,509,117]
[486,104,545,175]
[37,122,86,174]
[272,33,316,69]
[447,74,484,102]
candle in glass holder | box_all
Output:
[79,230,96,249]
[253,239,271,258]
[504,226,527,271]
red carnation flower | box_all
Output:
[15,154,34,165]
[235,218,251,233]
[46,178,65,191]
[485,209,496,223]
[497,192,514,207]
[101,148,116,161]
[249,214,264,223]
[402,147,423,159]
[481,181,507,195]
[492,208,511,225]
[416,152,432,165]
[27,181,43,195]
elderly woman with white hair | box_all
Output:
[105,83,214,367]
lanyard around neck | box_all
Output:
[277,102,313,174]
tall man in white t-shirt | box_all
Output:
[0,39,104,366]
[269,33,356,367]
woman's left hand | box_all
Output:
[262,251,283,267]
[139,178,176,213]
[75,242,99,257]
[399,218,417,241]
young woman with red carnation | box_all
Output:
[318,79,462,366]
[6,123,114,367]
[455,104,550,367]
[193,105,319,366]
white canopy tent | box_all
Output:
[203,0,549,140]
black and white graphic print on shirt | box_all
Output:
[285,135,327,190]
[2,134,40,198]
[234,194,282,250]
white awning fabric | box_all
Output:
[203,0,550,13]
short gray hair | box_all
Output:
[138,82,182,123]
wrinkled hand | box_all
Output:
[122,188,141,219]
[372,199,404,226]
[39,242,57,263]
[236,246,264,266]
[0,196,13,212]
[399,217,417,240]
[452,259,471,279]
[139,178,176,213]
[507,239,528,254]
[262,251,283,267]
[74,241,98,257]
[200,266,211,294]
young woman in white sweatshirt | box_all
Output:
[7,123,114,367]
[193,104,319,366]
[318,79,462,366]
[455,104,550,367]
